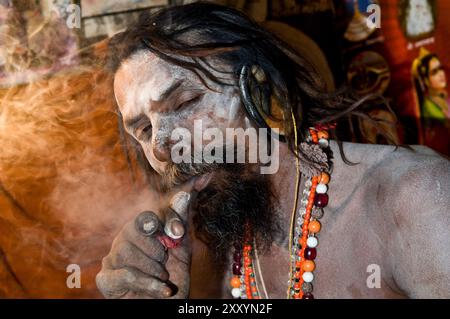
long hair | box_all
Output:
[108,2,394,165]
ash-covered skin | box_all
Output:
[114,51,246,178]
[98,50,450,299]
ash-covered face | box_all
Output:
[114,51,278,258]
[114,51,252,188]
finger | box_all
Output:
[97,267,172,299]
[121,222,167,263]
[164,208,185,239]
[169,191,191,221]
[96,268,129,299]
[163,191,192,240]
[107,241,169,281]
[120,267,172,298]
[135,211,162,237]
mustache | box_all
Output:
[161,161,219,190]
[160,148,225,191]
[156,143,251,191]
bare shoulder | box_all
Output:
[333,141,450,216]
[335,141,448,168]
[332,142,450,297]
[332,141,450,189]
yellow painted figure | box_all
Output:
[412,47,450,154]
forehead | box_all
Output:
[114,51,185,105]
[113,50,236,118]
[429,57,441,68]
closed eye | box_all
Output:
[176,94,203,111]
[135,122,152,141]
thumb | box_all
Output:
[163,191,191,240]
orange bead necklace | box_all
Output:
[229,127,331,299]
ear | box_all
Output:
[239,65,286,141]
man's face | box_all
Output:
[114,51,252,187]
[113,51,278,256]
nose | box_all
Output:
[152,140,171,162]
[148,114,172,163]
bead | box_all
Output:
[302,272,314,282]
[302,282,313,293]
[304,247,317,260]
[231,287,241,298]
[317,130,329,140]
[316,183,327,194]
[312,208,324,219]
[318,138,329,148]
[314,193,329,208]
[302,292,314,299]
[233,251,242,262]
[309,130,318,140]
[307,236,318,248]
[308,220,321,233]
[232,263,242,275]
[230,276,241,288]
[302,260,316,272]
[319,172,330,185]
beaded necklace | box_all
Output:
[229,127,331,299]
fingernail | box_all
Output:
[135,211,161,236]
[163,286,172,298]
[171,219,185,237]
[164,218,184,239]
